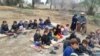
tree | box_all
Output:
[0,0,24,6]
[81,0,100,15]
[50,0,53,9]
[60,0,64,9]
[32,0,35,8]
[18,0,24,8]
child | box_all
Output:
[18,20,24,28]
[54,25,61,35]
[33,19,38,29]
[86,36,94,48]
[23,21,28,29]
[44,17,51,26]
[17,20,25,33]
[34,29,42,47]
[63,38,79,56]
[90,32,99,45]
[11,21,18,33]
[28,20,33,29]
[79,39,93,56]
[39,18,45,29]
[48,29,53,40]
[41,30,51,45]
[61,25,65,34]
[95,29,100,44]
[54,24,63,39]
[63,33,80,52]
[1,21,9,34]
[61,24,69,35]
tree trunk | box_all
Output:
[60,0,64,9]
[87,6,95,15]
[50,0,52,9]
[32,0,35,8]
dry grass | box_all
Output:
[0,6,99,56]
[0,6,17,11]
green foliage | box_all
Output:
[81,0,100,8]
[81,0,100,15]
[5,0,24,6]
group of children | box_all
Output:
[63,29,100,56]
[1,16,99,56]
[0,17,52,36]
[32,23,70,53]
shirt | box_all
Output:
[77,16,87,24]
[63,46,74,56]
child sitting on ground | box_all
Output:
[41,29,51,45]
[23,21,28,29]
[48,29,54,40]
[54,24,63,39]
[11,21,18,33]
[78,39,93,56]
[34,29,42,47]
[61,24,69,35]
[44,17,51,27]
[10,21,19,37]
[28,20,33,29]
[17,20,25,34]
[95,29,100,45]
[39,18,45,29]
[18,20,24,28]
[1,21,9,34]
[90,32,99,45]
[32,19,38,29]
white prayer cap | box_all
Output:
[81,12,85,15]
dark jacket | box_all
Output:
[34,33,41,42]
[75,44,93,55]
[44,20,51,26]
[63,33,81,52]
[70,15,78,31]
[33,22,38,29]
[54,28,61,35]
[11,24,18,31]
[41,34,51,45]
[28,23,33,29]
[1,24,9,32]
[23,23,28,29]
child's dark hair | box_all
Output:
[82,39,88,44]
[2,20,7,23]
[39,18,43,21]
[69,33,77,39]
[86,36,90,39]
[44,28,49,33]
[34,19,37,21]
[13,21,17,23]
[70,38,78,45]
[66,24,69,27]
[90,31,95,34]
[56,24,60,29]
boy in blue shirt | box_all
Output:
[64,38,79,56]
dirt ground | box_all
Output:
[0,6,99,56]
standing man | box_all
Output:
[77,12,87,34]
[70,14,78,31]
